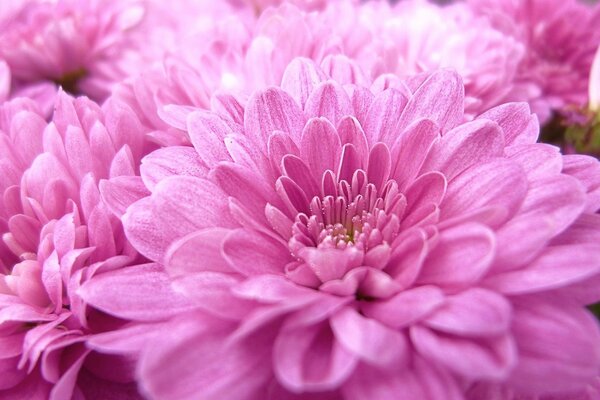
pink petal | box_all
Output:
[222,229,291,276]
[330,307,407,367]
[505,143,562,181]
[304,81,353,127]
[140,146,208,191]
[244,87,305,150]
[411,325,516,380]
[187,111,234,168]
[361,285,445,329]
[441,159,528,228]
[171,272,255,320]
[507,297,600,395]
[424,288,512,337]
[78,263,193,321]
[477,102,538,146]
[99,176,149,218]
[274,320,358,392]
[398,70,464,134]
[281,58,326,109]
[300,117,341,180]
[562,154,600,213]
[364,89,408,145]
[210,162,279,219]
[337,116,369,163]
[139,315,271,400]
[165,228,235,277]
[421,119,505,180]
[123,176,234,262]
[492,175,586,270]
[321,55,368,86]
[485,244,600,295]
[366,143,391,190]
[281,155,320,199]
[417,223,495,291]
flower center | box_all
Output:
[283,168,406,290]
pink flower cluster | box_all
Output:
[1,1,600,399]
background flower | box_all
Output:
[0,92,190,399]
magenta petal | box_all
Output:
[364,89,408,145]
[300,117,341,179]
[424,288,511,337]
[441,159,528,227]
[505,143,562,180]
[418,223,495,290]
[123,176,234,262]
[165,228,235,277]
[562,154,600,213]
[210,162,279,219]
[281,155,320,199]
[485,244,600,295]
[330,307,407,367]
[48,346,90,400]
[398,70,464,134]
[222,229,291,276]
[492,175,586,269]
[78,263,193,321]
[337,144,362,184]
[361,285,445,329]
[366,143,391,190]
[139,315,270,400]
[421,119,505,180]
[244,87,305,149]
[477,102,538,146]
[343,357,463,400]
[274,320,357,393]
[187,111,234,168]
[404,172,447,217]
[281,58,327,109]
[140,146,208,191]
[0,356,27,390]
[411,325,516,380]
[507,297,600,395]
[321,55,368,86]
[99,176,149,218]
[171,273,255,320]
[337,116,369,163]
[390,118,439,190]
[304,81,353,128]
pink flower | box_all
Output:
[0,0,220,102]
[0,92,189,398]
[354,0,525,117]
[468,0,600,123]
[115,0,527,150]
[117,58,600,399]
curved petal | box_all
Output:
[274,321,358,393]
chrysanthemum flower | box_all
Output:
[0,0,225,102]
[468,0,600,124]
[0,92,190,398]
[116,0,524,150]
[116,58,600,399]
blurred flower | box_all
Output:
[115,58,600,399]
[468,0,600,124]
[0,0,227,102]
[0,92,189,398]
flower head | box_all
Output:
[118,58,600,399]
[468,0,600,123]
[0,91,189,398]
